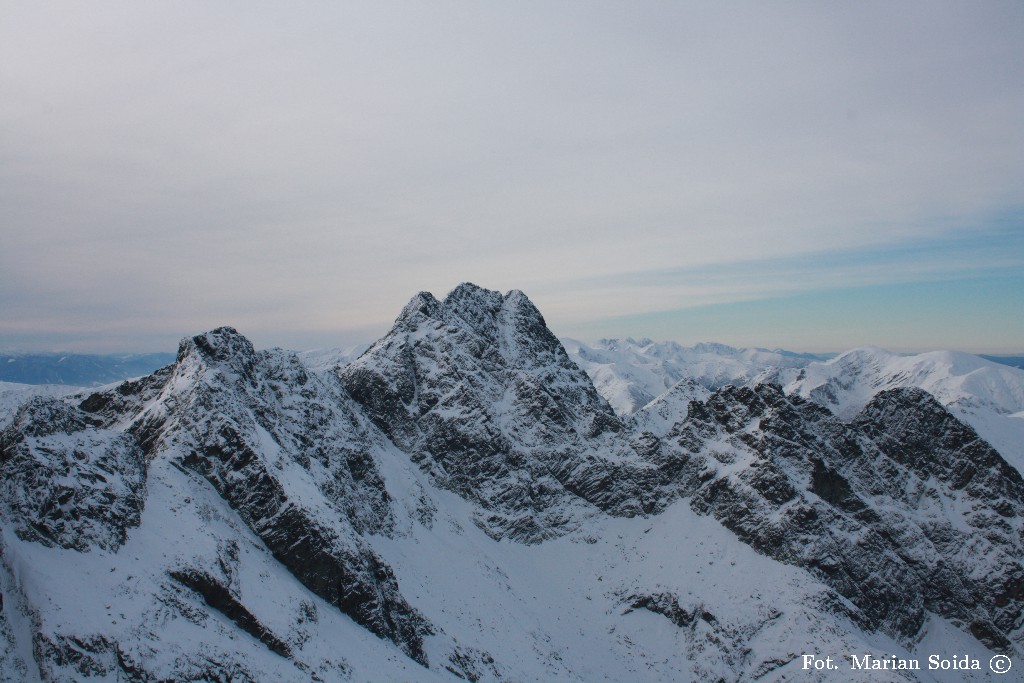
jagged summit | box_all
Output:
[176,326,255,365]
[657,381,1024,649]
[759,345,1024,472]
[392,284,556,361]
[358,283,611,416]
[441,282,505,331]
[340,283,666,542]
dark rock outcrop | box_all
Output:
[0,398,146,552]
[169,568,292,658]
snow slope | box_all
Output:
[297,344,370,373]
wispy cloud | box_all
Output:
[1,2,1022,351]
[538,220,1024,323]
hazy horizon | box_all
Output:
[3,2,1022,355]
[2,285,1022,358]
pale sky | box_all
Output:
[2,1,1023,353]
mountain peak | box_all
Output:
[501,287,546,325]
[441,283,505,339]
[177,326,253,363]
[443,281,500,304]
[339,284,658,541]
[172,327,259,387]
[6,285,1024,680]
[391,284,551,352]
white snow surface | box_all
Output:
[297,344,369,372]
[628,378,711,437]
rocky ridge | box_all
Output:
[640,383,1024,649]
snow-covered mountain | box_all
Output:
[562,338,823,416]
[657,384,1023,651]
[337,286,667,543]
[1,285,1021,682]
[758,347,1024,474]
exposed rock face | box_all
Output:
[339,283,667,542]
[169,567,293,658]
[650,383,1024,649]
[621,590,789,682]
[854,387,1024,506]
[0,397,146,552]
[853,388,1024,646]
[757,346,1024,474]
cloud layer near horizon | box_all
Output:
[2,2,1022,352]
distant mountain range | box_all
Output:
[2,347,1020,390]
[980,354,1024,370]
[1,286,1022,681]
[561,337,828,416]
[0,353,176,386]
